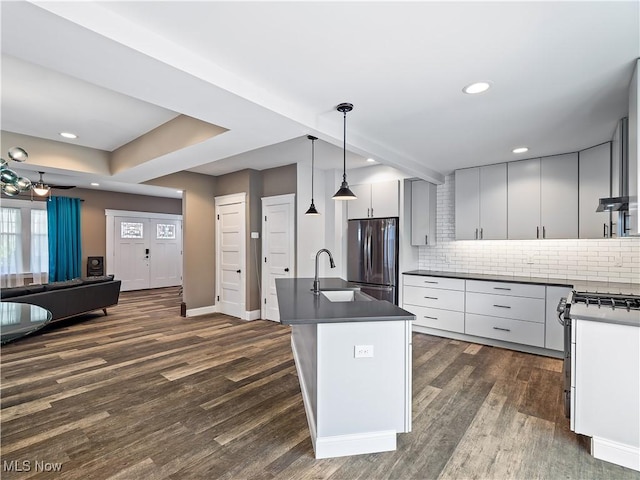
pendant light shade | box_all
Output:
[333,103,357,200]
[305,135,320,215]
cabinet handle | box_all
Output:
[371,208,374,217]
[423,281,439,284]
[493,287,511,291]
[475,228,478,240]
[423,316,438,320]
[536,226,540,239]
[425,235,428,245]
[480,228,483,239]
[493,326,511,332]
[604,223,608,238]
[367,207,370,217]
[424,296,439,300]
[493,304,511,309]
[543,226,546,239]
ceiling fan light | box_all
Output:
[33,183,51,196]
[7,146,28,162]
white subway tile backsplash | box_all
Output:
[417,174,640,284]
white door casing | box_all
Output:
[216,194,246,319]
[262,194,295,322]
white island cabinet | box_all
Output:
[277,277,413,459]
[572,317,640,471]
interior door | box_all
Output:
[150,219,183,288]
[114,217,150,291]
[262,195,295,322]
[217,201,245,319]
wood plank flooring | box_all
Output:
[1,287,637,479]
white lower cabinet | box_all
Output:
[403,274,568,355]
[465,313,545,347]
[402,275,465,334]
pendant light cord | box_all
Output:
[342,109,347,183]
[311,137,315,202]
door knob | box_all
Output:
[284,268,289,272]
[236,269,241,273]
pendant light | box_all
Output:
[332,102,357,200]
[305,135,320,215]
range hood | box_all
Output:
[597,196,629,212]
[597,117,629,214]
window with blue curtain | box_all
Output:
[47,196,82,282]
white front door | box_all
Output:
[262,194,295,322]
[114,217,150,291]
[150,219,183,288]
[216,196,246,319]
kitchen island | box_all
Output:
[276,277,414,459]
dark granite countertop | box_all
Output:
[276,277,415,325]
[403,270,640,295]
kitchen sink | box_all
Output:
[320,289,373,302]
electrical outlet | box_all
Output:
[525,253,535,264]
[354,345,374,358]
[614,255,623,267]
[444,255,451,264]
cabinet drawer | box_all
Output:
[465,313,544,347]
[466,292,545,323]
[466,280,545,299]
[404,304,464,334]
[403,275,465,291]
[404,285,465,311]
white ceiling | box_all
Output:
[1,1,638,197]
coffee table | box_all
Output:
[1,302,53,344]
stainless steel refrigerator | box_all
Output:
[347,217,399,304]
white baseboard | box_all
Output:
[591,436,640,471]
[246,309,261,321]
[185,305,217,317]
[315,430,397,459]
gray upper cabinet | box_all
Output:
[347,181,399,220]
[455,168,480,240]
[579,143,611,238]
[411,180,436,246]
[541,153,579,239]
[455,164,507,240]
[508,158,542,239]
[508,154,578,239]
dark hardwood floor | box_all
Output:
[1,288,637,479]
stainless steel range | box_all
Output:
[558,291,640,418]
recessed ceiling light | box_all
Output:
[462,82,491,94]
[59,132,78,139]
[512,147,529,154]
[90,182,100,186]
[366,158,376,163]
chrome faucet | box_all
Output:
[313,248,336,294]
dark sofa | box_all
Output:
[1,275,122,322]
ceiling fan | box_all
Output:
[31,171,76,197]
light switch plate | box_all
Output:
[251,232,260,239]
